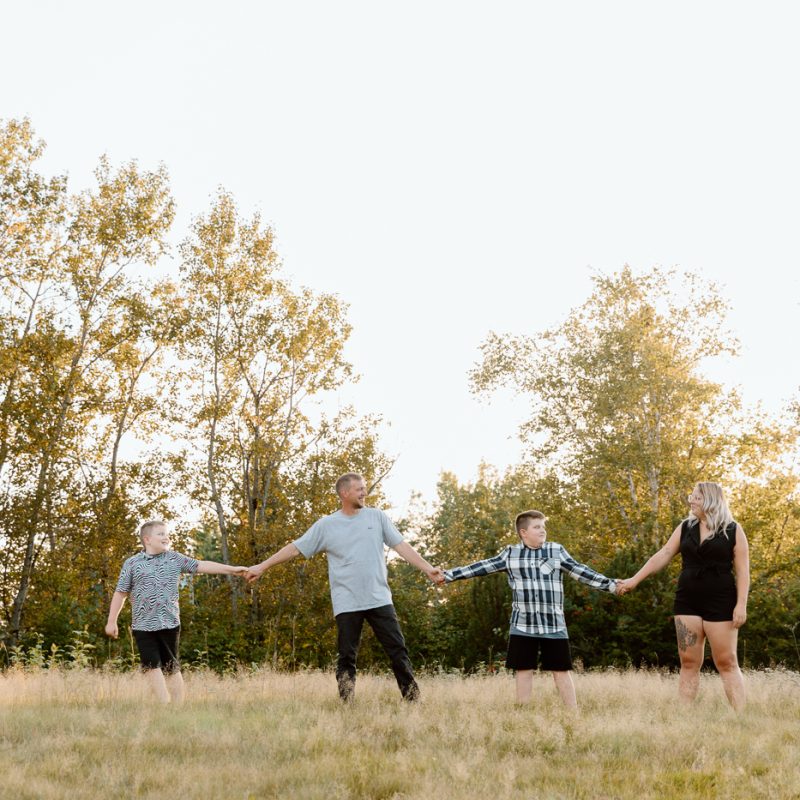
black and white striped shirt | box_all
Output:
[116,550,199,631]
[444,542,616,636]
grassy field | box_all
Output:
[1,666,799,800]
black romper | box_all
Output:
[673,520,738,621]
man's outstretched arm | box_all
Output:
[392,541,444,583]
[245,543,301,583]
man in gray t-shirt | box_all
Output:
[246,472,443,701]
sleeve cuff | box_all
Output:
[293,539,313,559]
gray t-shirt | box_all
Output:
[115,550,199,631]
[293,507,404,616]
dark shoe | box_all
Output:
[337,674,355,702]
[401,682,420,702]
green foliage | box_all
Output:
[3,628,104,670]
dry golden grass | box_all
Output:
[1,666,799,800]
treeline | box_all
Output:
[400,268,800,672]
[2,119,799,672]
[0,117,391,667]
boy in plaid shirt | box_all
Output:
[438,510,620,709]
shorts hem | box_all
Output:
[505,635,572,672]
[673,609,734,622]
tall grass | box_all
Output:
[1,666,798,799]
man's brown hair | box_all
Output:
[515,510,546,534]
[335,472,364,497]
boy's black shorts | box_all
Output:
[506,634,572,671]
[133,626,181,673]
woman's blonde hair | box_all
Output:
[688,482,734,538]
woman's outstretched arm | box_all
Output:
[619,523,682,593]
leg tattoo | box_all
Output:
[675,618,698,652]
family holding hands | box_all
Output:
[106,473,749,711]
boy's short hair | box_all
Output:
[515,510,546,534]
[335,472,364,496]
[139,519,166,546]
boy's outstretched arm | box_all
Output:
[196,561,248,576]
[391,541,444,583]
[558,547,617,593]
[245,543,301,584]
[105,591,128,638]
[444,549,509,584]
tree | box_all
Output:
[0,117,175,646]
[472,266,751,552]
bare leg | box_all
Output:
[675,615,705,703]
[165,671,185,704]
[145,668,170,703]
[551,671,578,710]
[515,670,534,703]
[704,620,746,711]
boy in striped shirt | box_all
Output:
[438,510,620,709]
[105,519,247,703]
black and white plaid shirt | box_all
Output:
[444,542,616,636]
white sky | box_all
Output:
[3,1,799,513]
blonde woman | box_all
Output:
[617,482,750,710]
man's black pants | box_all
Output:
[335,603,419,701]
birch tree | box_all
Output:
[470,266,744,553]
[178,191,355,622]
[0,118,174,645]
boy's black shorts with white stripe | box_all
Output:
[506,634,572,671]
[133,626,181,673]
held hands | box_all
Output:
[244,564,267,584]
[615,578,636,596]
[426,567,447,586]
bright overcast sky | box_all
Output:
[3,2,799,513]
